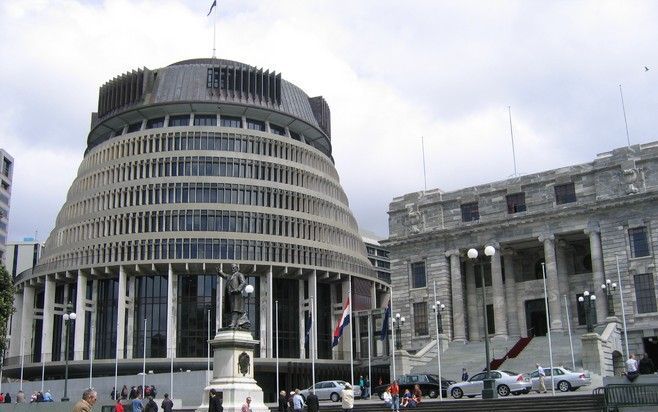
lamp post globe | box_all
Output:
[467,248,478,259]
[601,279,617,316]
[579,292,596,333]
[484,245,496,257]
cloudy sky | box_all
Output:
[1,0,657,243]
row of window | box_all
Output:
[44,237,373,277]
[460,183,577,222]
[59,209,360,253]
[83,131,336,184]
[59,183,356,245]
[72,155,346,208]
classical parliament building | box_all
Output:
[5,58,390,394]
[386,142,658,365]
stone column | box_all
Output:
[9,291,23,358]
[586,226,607,323]
[502,249,519,337]
[216,266,224,332]
[166,264,176,360]
[126,277,135,359]
[309,270,318,361]
[446,250,466,341]
[41,274,55,361]
[556,241,571,325]
[259,273,269,358]
[539,234,563,331]
[266,267,273,358]
[465,260,480,341]
[74,271,87,360]
[340,277,352,359]
[115,266,127,359]
[89,279,98,359]
[489,244,508,339]
[20,286,35,359]
[514,259,527,337]
[298,279,306,357]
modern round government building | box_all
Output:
[5,58,391,398]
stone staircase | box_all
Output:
[411,332,589,380]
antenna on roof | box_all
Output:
[507,106,518,177]
[619,84,631,147]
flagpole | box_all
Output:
[390,290,396,382]
[367,314,372,400]
[207,309,211,384]
[311,296,316,389]
[349,277,354,386]
[142,318,147,391]
[433,280,442,401]
[275,300,279,394]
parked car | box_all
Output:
[300,380,349,402]
[374,373,456,399]
[525,367,591,392]
[447,370,532,398]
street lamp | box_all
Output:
[62,305,77,402]
[468,246,496,399]
[432,299,445,401]
[600,279,617,317]
[432,301,445,334]
[394,313,405,350]
[578,291,597,333]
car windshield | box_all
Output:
[502,370,518,376]
[337,381,347,386]
[427,374,440,383]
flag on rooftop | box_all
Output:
[207,0,217,16]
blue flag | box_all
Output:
[380,301,391,341]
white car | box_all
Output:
[300,380,349,402]
[526,367,592,392]
[447,370,532,398]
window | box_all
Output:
[194,115,217,126]
[635,273,657,313]
[410,261,426,288]
[629,227,650,258]
[220,116,242,128]
[247,119,265,131]
[146,117,165,129]
[2,158,11,177]
[168,115,190,127]
[127,121,142,133]
[461,202,480,222]
[506,192,526,214]
[413,302,428,336]
[555,183,576,204]
[270,124,285,136]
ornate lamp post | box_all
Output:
[600,279,617,317]
[432,301,445,334]
[394,313,405,350]
[467,246,497,399]
[432,300,445,401]
[62,305,77,402]
[578,291,597,333]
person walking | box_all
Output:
[4,393,11,403]
[639,353,656,374]
[306,390,319,412]
[115,398,124,412]
[340,384,354,412]
[277,391,287,412]
[161,394,173,412]
[626,353,640,381]
[16,391,25,403]
[240,396,252,412]
[291,389,305,412]
[358,376,365,399]
[461,368,469,381]
[120,386,128,399]
[131,394,144,412]
[73,389,98,412]
[209,389,223,412]
[389,380,400,412]
[0,393,4,403]
[536,363,547,393]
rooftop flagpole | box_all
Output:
[207,0,217,58]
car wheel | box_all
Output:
[451,388,463,399]
[557,381,571,392]
[497,385,510,397]
[330,392,340,402]
[428,389,438,398]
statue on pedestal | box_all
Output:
[218,263,251,330]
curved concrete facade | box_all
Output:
[6,58,391,398]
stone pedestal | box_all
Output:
[196,329,268,412]
[581,332,604,376]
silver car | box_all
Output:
[447,370,532,398]
[527,367,592,392]
[300,380,348,402]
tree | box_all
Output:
[0,263,15,355]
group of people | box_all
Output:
[277,388,319,412]
[208,389,253,412]
[111,385,158,401]
[381,381,422,411]
[357,376,370,399]
[625,352,656,381]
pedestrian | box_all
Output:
[0,393,4,403]
[161,393,173,412]
[145,396,158,412]
[358,376,365,399]
[16,390,25,403]
[626,353,640,382]
[291,389,305,412]
[43,390,54,402]
[461,368,469,381]
[115,398,124,412]
[412,384,422,406]
[4,393,12,403]
[382,388,392,409]
[241,396,252,412]
[363,376,370,398]
[121,386,129,399]
[73,389,98,412]
[536,363,547,393]
[639,353,656,374]
[306,389,319,412]
[129,387,137,400]
[131,394,144,412]
[340,383,354,412]
[389,380,400,412]
[111,387,116,401]
[277,390,287,412]
[209,389,223,412]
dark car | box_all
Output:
[375,373,456,399]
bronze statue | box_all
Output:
[217,263,251,329]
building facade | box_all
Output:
[0,149,12,262]
[385,142,658,367]
[5,59,390,396]
[362,231,391,283]
[5,239,43,278]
